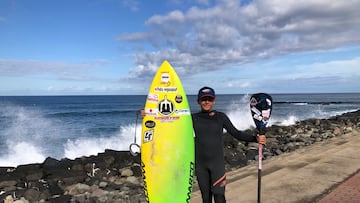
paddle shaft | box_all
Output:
[258,143,263,203]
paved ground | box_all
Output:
[317,170,360,203]
[190,130,360,203]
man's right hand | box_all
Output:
[140,109,145,118]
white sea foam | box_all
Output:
[226,96,255,130]
[0,142,45,166]
[275,115,299,126]
[0,104,62,166]
[64,124,141,159]
[293,102,308,106]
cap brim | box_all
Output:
[199,94,215,98]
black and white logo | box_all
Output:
[175,95,183,103]
[158,95,174,116]
[145,120,156,128]
[143,129,154,143]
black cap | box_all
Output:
[197,86,215,100]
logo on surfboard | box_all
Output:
[143,129,154,143]
[160,72,171,86]
[158,95,174,116]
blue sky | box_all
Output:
[1,0,360,95]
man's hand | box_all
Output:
[140,109,145,118]
[257,135,266,145]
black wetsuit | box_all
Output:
[192,110,257,203]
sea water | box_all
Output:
[0,93,359,166]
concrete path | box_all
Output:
[191,130,360,203]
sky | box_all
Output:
[0,0,360,96]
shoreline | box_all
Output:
[1,110,359,202]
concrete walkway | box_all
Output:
[191,130,360,203]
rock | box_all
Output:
[13,197,29,203]
[126,176,140,185]
[274,149,283,155]
[99,181,108,188]
[246,149,258,160]
[25,171,43,181]
[65,183,91,195]
[333,127,342,135]
[71,163,84,171]
[42,157,61,169]
[121,168,134,177]
[131,164,142,177]
[4,195,14,203]
[23,188,41,202]
[90,187,108,198]
[48,195,72,203]
[47,183,64,196]
[0,180,17,189]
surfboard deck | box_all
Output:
[141,60,195,202]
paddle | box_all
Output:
[249,93,273,203]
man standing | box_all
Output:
[192,86,266,203]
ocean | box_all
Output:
[0,93,359,167]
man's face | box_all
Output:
[199,96,215,111]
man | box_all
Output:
[192,86,266,203]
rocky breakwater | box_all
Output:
[223,110,360,171]
[1,110,359,203]
[0,150,144,203]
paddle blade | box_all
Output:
[250,93,273,134]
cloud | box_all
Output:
[248,57,360,93]
[117,32,152,42]
[0,59,110,81]
[263,75,360,93]
[121,0,140,12]
[118,0,360,79]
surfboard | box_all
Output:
[141,60,195,202]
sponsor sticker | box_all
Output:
[145,120,156,128]
[145,108,158,116]
[154,87,178,93]
[158,96,174,116]
[154,116,180,122]
[175,95,183,103]
[146,93,159,103]
[143,129,154,143]
[161,72,170,83]
[175,109,191,115]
